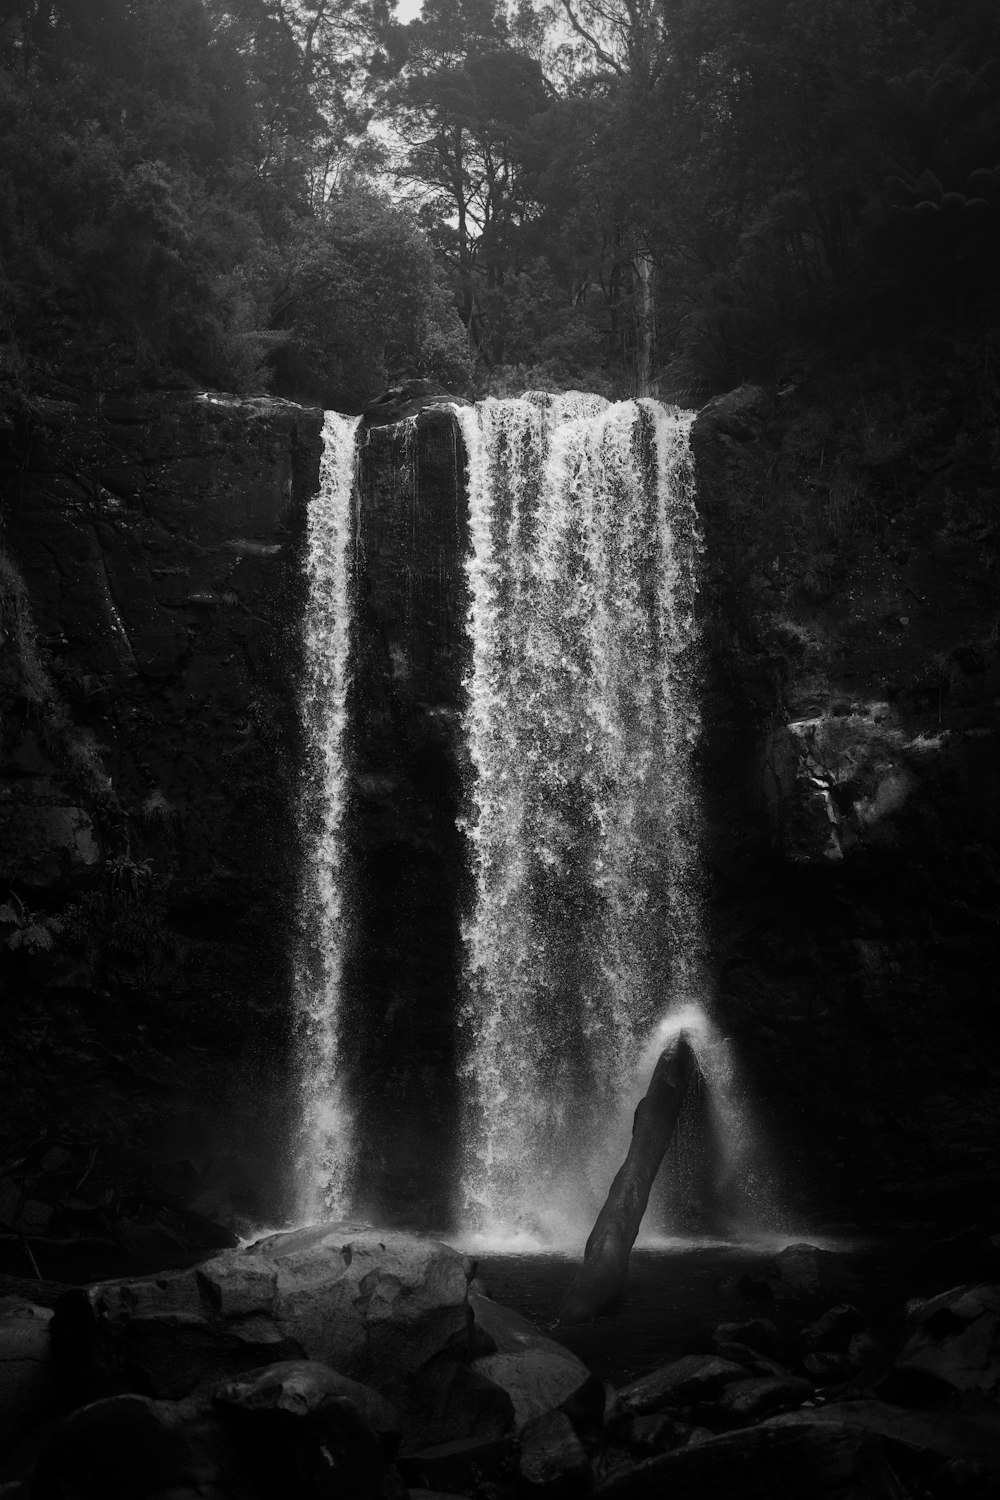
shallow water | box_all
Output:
[453,1232,964,1386]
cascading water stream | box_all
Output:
[293,411,361,1222]
[292,397,772,1239]
[456,394,762,1245]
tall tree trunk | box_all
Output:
[635,252,658,397]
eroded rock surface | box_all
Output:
[1,391,323,1248]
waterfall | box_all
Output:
[456,393,714,1242]
[294,411,361,1221]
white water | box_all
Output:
[293,411,361,1221]
[456,393,766,1243]
[293,397,773,1240]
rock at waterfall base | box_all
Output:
[388,1350,514,1449]
[798,1304,867,1353]
[397,1435,513,1492]
[518,1409,592,1497]
[31,1361,410,1500]
[618,1355,749,1414]
[589,1419,898,1500]
[470,1292,600,1433]
[52,1223,476,1413]
[623,1413,689,1455]
[30,1393,245,1500]
[710,1318,785,1360]
[716,1374,814,1423]
[768,1399,1000,1476]
[213,1359,402,1448]
[883,1282,1000,1402]
[243,1224,473,1383]
[738,1244,859,1304]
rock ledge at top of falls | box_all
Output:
[362,377,470,428]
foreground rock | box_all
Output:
[214,1360,406,1500]
[54,1224,476,1407]
[24,1232,1000,1500]
[591,1418,900,1499]
[618,1355,749,1414]
[242,1224,474,1384]
[31,1392,246,1500]
[0,1296,54,1449]
[716,1374,814,1424]
[769,1399,1000,1476]
[31,1367,409,1500]
[739,1244,858,1304]
[518,1408,592,1496]
[470,1294,601,1432]
[885,1282,1000,1402]
[213,1360,403,1448]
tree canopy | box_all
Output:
[1,0,997,404]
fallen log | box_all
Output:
[558,1030,696,1323]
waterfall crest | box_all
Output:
[455,394,707,1241]
[294,411,361,1221]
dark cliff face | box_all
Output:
[692,347,1000,1219]
[1,368,996,1254]
[343,413,470,1228]
[1,391,324,1248]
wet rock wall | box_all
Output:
[0,391,324,1244]
[692,352,1000,1218]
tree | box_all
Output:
[391,0,551,368]
[264,181,472,406]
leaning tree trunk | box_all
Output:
[558,1031,696,1323]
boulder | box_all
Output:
[387,1350,514,1450]
[53,1262,304,1401]
[30,1392,246,1500]
[710,1318,784,1360]
[54,1224,476,1406]
[767,1398,1000,1475]
[846,1331,879,1370]
[213,1360,402,1449]
[710,1342,789,1378]
[624,1413,688,1455]
[588,1419,900,1499]
[397,1435,512,1492]
[716,1375,814,1423]
[888,1283,1000,1400]
[740,1244,858,1303]
[473,1349,600,1434]
[244,1224,474,1384]
[213,1361,405,1500]
[470,1293,599,1432]
[799,1304,866,1353]
[0,1296,54,1449]
[518,1409,592,1497]
[619,1356,749,1414]
[802,1352,848,1381]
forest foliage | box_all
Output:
[1,0,998,407]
